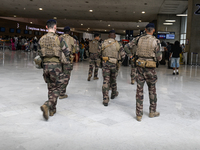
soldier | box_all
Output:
[38,19,69,121]
[59,26,79,99]
[124,41,136,84]
[135,23,162,121]
[87,33,101,81]
[101,30,125,106]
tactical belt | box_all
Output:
[102,57,117,64]
[136,59,156,68]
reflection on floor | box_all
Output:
[1,50,200,150]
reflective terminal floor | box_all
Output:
[0,50,200,150]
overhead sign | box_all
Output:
[26,26,64,34]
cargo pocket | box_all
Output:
[43,73,50,83]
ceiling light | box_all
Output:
[176,14,187,17]
[133,12,135,13]
[81,24,83,26]
[165,20,176,22]
[24,8,26,10]
[108,24,110,26]
[123,30,125,32]
[105,30,107,31]
[54,17,57,19]
[30,22,33,24]
[138,20,142,22]
[163,23,173,25]
[89,10,93,12]
[142,11,145,14]
[137,25,139,27]
[88,28,90,29]
[14,15,16,17]
[39,8,43,10]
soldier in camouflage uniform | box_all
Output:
[87,33,101,81]
[124,41,138,84]
[135,23,162,121]
[101,30,125,106]
[59,26,79,99]
[38,19,70,121]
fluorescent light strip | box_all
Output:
[176,14,187,16]
[163,23,173,25]
[165,20,176,22]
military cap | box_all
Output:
[109,30,115,33]
[94,33,100,37]
[46,19,57,25]
[64,26,70,31]
[146,23,155,29]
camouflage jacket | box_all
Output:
[124,37,139,58]
[90,40,102,58]
[38,32,70,63]
[124,34,162,61]
[101,39,125,61]
[59,34,79,54]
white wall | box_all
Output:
[100,33,121,41]
[83,32,93,40]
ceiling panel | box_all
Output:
[0,0,188,33]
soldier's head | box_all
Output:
[64,26,70,34]
[46,19,57,32]
[145,23,155,35]
[94,33,100,41]
[108,30,116,39]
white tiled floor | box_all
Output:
[1,49,200,150]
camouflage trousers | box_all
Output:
[102,61,117,103]
[88,58,100,78]
[43,63,63,112]
[60,63,73,96]
[136,66,158,116]
[130,61,136,80]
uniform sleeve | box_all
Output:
[124,39,137,57]
[97,42,102,57]
[37,39,42,57]
[155,39,162,62]
[119,44,126,60]
[59,36,70,57]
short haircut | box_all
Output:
[46,19,57,29]
[94,33,100,38]
[146,27,154,33]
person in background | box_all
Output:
[101,30,126,106]
[33,36,38,52]
[169,41,182,75]
[79,40,85,61]
[11,37,15,50]
[87,33,101,81]
[73,35,79,63]
[165,42,171,69]
[14,35,18,50]
[181,43,185,52]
